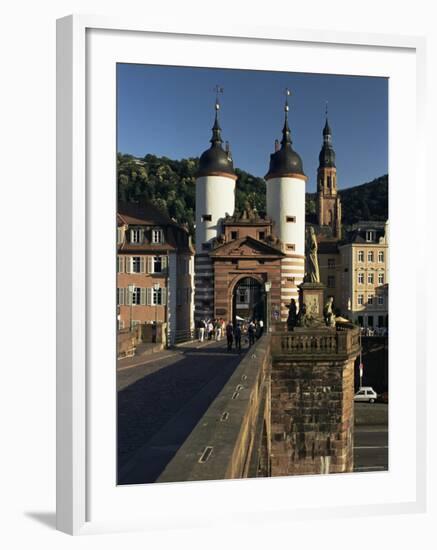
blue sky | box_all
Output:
[117,64,388,192]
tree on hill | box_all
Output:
[117,153,388,238]
[339,175,388,225]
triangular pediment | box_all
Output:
[210,236,285,258]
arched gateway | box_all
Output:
[232,277,265,325]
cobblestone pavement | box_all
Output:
[117,338,248,483]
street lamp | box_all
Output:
[264,280,272,333]
[128,283,135,332]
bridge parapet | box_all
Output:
[157,334,272,483]
[271,325,360,360]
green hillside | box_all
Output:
[117,153,388,236]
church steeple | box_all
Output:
[316,105,341,238]
[319,104,336,169]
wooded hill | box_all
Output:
[117,153,388,236]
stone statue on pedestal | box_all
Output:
[305,227,320,283]
[323,296,336,327]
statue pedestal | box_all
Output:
[299,281,325,318]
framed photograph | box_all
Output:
[56,15,426,535]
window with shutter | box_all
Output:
[140,257,145,273]
[140,288,146,305]
[131,257,141,273]
[131,229,141,244]
[153,256,163,273]
[152,228,164,243]
[162,288,167,306]
[132,287,141,305]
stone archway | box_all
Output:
[231,276,265,325]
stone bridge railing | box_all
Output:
[271,325,360,360]
[156,324,361,482]
[157,334,272,483]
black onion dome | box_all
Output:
[196,113,235,178]
[265,114,305,179]
[318,118,336,168]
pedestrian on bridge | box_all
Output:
[248,321,255,346]
[226,321,234,351]
[198,319,206,342]
[234,323,242,353]
[207,320,214,340]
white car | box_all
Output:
[354,386,377,403]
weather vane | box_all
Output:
[325,100,329,117]
[214,85,224,111]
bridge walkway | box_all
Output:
[117,338,249,485]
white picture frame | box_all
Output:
[56,15,427,535]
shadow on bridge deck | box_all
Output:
[117,340,249,485]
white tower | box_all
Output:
[194,89,237,321]
[266,90,307,321]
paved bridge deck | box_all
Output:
[117,339,248,485]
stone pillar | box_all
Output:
[299,281,325,320]
[270,326,360,476]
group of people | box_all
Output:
[197,319,264,352]
[225,319,264,352]
[196,317,264,352]
[197,318,226,343]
